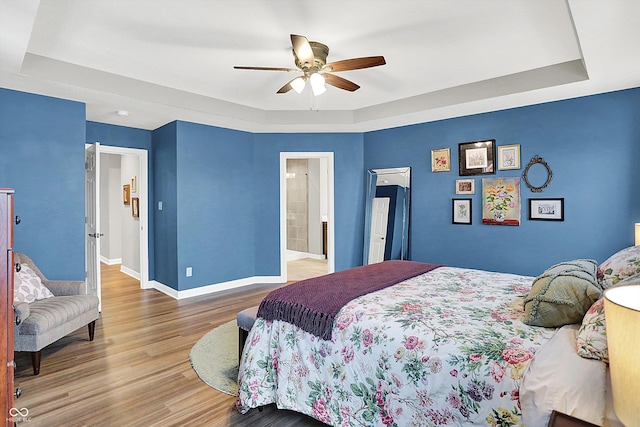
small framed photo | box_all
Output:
[455,179,475,195]
[131,176,137,193]
[452,198,472,225]
[123,184,130,205]
[458,139,496,176]
[431,148,451,172]
[131,197,139,218]
[529,198,564,221]
[498,144,521,170]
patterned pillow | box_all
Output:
[523,259,601,327]
[576,298,608,362]
[597,245,640,289]
[14,264,54,303]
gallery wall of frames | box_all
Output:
[431,140,563,226]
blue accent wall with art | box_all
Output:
[365,87,640,276]
[0,88,86,279]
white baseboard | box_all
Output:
[286,250,326,261]
[149,275,284,300]
[100,256,122,265]
[120,265,140,280]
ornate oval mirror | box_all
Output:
[523,155,553,192]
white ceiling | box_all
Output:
[1,0,639,133]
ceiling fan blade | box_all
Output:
[290,34,315,67]
[234,66,298,72]
[324,56,386,72]
[276,79,295,94]
[323,73,360,92]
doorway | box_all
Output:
[85,143,149,308]
[280,152,334,282]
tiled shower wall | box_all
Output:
[286,159,308,252]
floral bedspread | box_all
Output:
[236,267,556,426]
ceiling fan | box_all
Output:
[234,34,386,95]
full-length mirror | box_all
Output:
[363,167,411,265]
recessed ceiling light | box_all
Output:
[116,110,129,116]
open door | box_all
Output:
[85,142,102,309]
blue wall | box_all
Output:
[175,121,255,290]
[151,122,179,288]
[252,133,366,274]
[86,121,151,151]
[0,89,86,279]
[365,88,640,276]
[86,121,155,278]
[2,86,638,291]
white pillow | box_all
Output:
[520,325,606,426]
[14,264,54,303]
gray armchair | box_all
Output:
[13,253,100,375]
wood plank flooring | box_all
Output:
[13,260,328,427]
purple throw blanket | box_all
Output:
[258,260,442,340]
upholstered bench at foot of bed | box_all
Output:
[237,305,259,363]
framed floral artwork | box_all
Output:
[431,148,450,172]
[458,139,496,176]
[455,179,475,195]
[529,198,564,221]
[482,178,521,226]
[452,199,472,224]
[498,144,521,170]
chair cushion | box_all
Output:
[17,295,100,335]
[237,306,259,331]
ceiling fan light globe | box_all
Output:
[310,73,326,96]
[291,77,306,94]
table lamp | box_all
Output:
[604,285,640,426]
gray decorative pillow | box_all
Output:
[14,264,54,303]
[523,259,602,327]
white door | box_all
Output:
[368,197,390,264]
[85,143,102,309]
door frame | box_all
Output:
[280,152,335,281]
[86,143,150,289]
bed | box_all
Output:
[236,247,640,426]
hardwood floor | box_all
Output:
[13,261,328,426]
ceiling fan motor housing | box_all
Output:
[294,41,329,73]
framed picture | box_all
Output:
[529,198,564,221]
[498,144,521,170]
[482,178,521,226]
[431,148,451,172]
[131,176,137,193]
[455,179,475,195]
[452,198,472,225]
[458,139,496,176]
[123,184,130,205]
[131,197,139,218]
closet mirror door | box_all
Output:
[363,167,411,265]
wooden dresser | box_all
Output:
[1,189,16,425]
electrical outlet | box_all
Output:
[158,201,163,210]
[186,267,192,277]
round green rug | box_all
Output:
[190,320,238,396]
